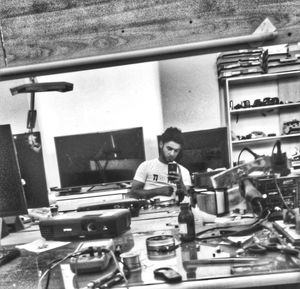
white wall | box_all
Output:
[0,55,223,191]
[36,62,164,187]
[1,48,299,196]
[159,53,221,132]
[0,79,32,133]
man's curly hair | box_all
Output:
[161,127,184,146]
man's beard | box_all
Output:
[161,152,174,163]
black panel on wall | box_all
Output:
[158,127,230,173]
[179,127,229,172]
[55,127,146,188]
[0,124,28,217]
[13,132,49,208]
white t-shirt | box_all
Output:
[133,158,192,202]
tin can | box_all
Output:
[146,235,176,260]
[120,251,141,271]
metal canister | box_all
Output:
[146,235,176,260]
[120,251,141,271]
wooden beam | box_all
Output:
[0,31,277,81]
[0,0,299,69]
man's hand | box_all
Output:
[168,171,181,184]
[129,180,174,199]
[168,165,183,185]
[156,186,174,197]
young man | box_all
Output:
[129,127,191,204]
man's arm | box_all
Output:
[128,180,173,200]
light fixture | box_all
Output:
[10,81,73,132]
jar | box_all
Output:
[146,235,176,260]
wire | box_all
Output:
[272,140,281,155]
[108,249,129,289]
[38,252,78,289]
[38,243,85,289]
[73,255,80,289]
[237,147,261,165]
[83,248,129,289]
[39,246,130,289]
[273,177,289,209]
[73,243,84,289]
[195,211,270,242]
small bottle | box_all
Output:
[178,203,195,241]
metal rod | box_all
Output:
[183,257,259,266]
[30,92,35,111]
[0,31,277,81]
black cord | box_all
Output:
[117,258,131,279]
[73,255,80,289]
[44,269,51,289]
[273,177,289,209]
[195,211,270,242]
[41,247,90,289]
[42,253,76,289]
[272,140,281,155]
[237,147,261,165]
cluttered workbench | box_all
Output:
[1,201,300,289]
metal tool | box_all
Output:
[231,261,273,274]
[182,257,258,267]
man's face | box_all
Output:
[160,141,181,163]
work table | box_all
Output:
[1,206,300,289]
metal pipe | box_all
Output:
[0,31,277,81]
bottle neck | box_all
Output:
[181,204,190,210]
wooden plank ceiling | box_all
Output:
[0,0,299,70]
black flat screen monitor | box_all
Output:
[0,124,28,217]
[158,127,230,173]
[55,127,146,188]
[13,132,49,208]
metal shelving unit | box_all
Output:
[223,71,300,166]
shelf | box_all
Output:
[225,70,300,85]
[230,102,300,114]
[232,133,300,145]
[222,67,300,166]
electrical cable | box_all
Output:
[195,210,270,242]
[73,255,80,289]
[83,248,130,289]
[38,252,77,289]
[273,176,289,210]
[251,197,264,218]
[38,243,89,289]
[237,147,261,165]
[108,248,129,289]
[44,268,51,289]
[73,242,84,289]
[272,140,280,155]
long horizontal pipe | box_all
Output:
[0,31,277,81]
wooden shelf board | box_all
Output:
[230,102,300,114]
[232,133,300,145]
